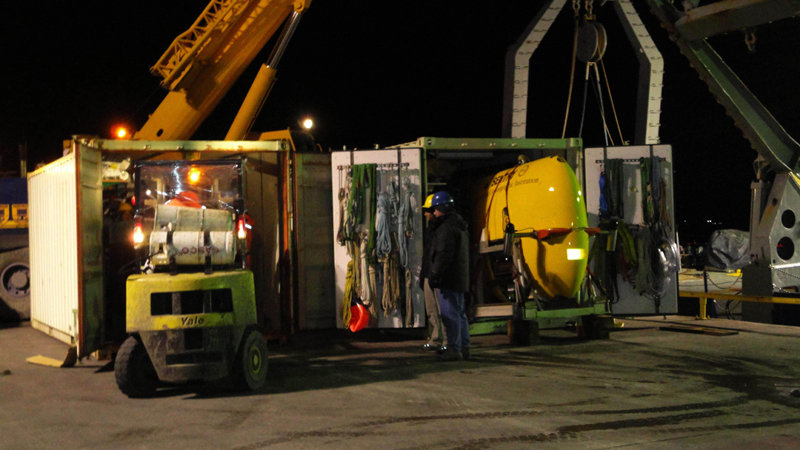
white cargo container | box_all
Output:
[28,144,103,355]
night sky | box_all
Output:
[3,1,800,242]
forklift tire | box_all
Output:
[115,336,158,398]
[510,319,540,346]
[233,328,268,391]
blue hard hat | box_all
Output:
[430,191,454,208]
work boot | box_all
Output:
[437,346,463,361]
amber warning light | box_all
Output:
[237,217,247,240]
[132,221,144,244]
[188,167,202,184]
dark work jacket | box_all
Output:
[429,211,469,293]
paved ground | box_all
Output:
[2,316,800,449]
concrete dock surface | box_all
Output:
[2,316,800,449]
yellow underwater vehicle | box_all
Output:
[474,155,611,343]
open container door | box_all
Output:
[584,144,678,315]
[295,152,334,330]
[330,148,424,330]
[28,140,103,358]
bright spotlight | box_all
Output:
[302,118,314,130]
[567,248,586,260]
[114,126,129,139]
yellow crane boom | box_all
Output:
[134,0,310,141]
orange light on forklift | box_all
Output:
[188,167,202,184]
[132,222,144,244]
[237,217,247,240]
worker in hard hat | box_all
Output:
[420,194,447,352]
[117,201,133,221]
[428,191,470,361]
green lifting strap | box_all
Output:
[344,164,377,250]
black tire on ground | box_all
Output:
[581,315,611,340]
[0,248,30,321]
[115,336,158,398]
[233,328,268,391]
[510,319,540,346]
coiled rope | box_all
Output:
[380,248,401,317]
[375,191,392,258]
[359,231,373,306]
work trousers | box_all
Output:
[423,278,446,346]
[438,288,470,352]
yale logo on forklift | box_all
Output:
[181,315,206,327]
[149,313,234,330]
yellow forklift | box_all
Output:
[115,158,267,397]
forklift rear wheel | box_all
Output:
[234,328,268,391]
[115,336,158,398]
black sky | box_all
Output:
[3,1,800,241]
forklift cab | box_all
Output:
[132,160,248,270]
[115,159,267,397]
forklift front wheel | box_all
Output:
[234,328,268,391]
[115,336,158,398]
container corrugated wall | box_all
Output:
[28,154,79,345]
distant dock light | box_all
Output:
[114,126,129,139]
